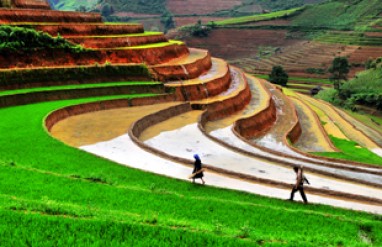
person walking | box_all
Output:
[289,166,309,203]
[191,154,205,184]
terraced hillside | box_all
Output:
[48,0,324,30]
[1,1,382,245]
[170,0,382,81]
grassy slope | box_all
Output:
[313,136,382,165]
[0,96,381,245]
[292,0,382,30]
[210,7,304,26]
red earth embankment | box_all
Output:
[151,50,211,81]
[169,65,231,101]
[198,74,251,123]
[67,34,168,49]
[0,43,189,68]
[0,9,102,23]
[33,23,145,37]
[0,84,166,108]
[234,96,276,138]
[13,0,51,9]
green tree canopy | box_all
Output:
[329,57,350,91]
[269,65,288,86]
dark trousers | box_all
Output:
[290,186,308,203]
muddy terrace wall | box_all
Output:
[68,34,168,49]
[101,43,189,65]
[13,0,51,9]
[170,65,231,101]
[130,103,192,139]
[234,99,277,139]
[287,118,302,144]
[0,84,166,108]
[0,44,189,68]
[45,94,177,131]
[151,51,211,81]
[33,24,145,37]
[0,64,152,90]
[0,9,102,23]
[198,78,252,126]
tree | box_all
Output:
[101,4,113,17]
[160,11,175,33]
[329,57,350,91]
[269,65,288,86]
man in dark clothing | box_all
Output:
[289,166,309,203]
[191,154,205,184]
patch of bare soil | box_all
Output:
[167,0,242,15]
[177,29,296,60]
[114,12,160,18]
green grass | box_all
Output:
[0,95,381,245]
[287,83,316,89]
[312,136,382,165]
[210,7,304,26]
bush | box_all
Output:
[315,88,340,105]
[180,21,212,38]
[305,68,326,74]
[269,65,288,86]
[0,25,84,54]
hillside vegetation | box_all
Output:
[0,25,83,53]
[49,0,323,16]
[292,0,382,30]
[316,57,382,110]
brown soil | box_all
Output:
[0,84,165,108]
[0,44,189,68]
[13,0,51,9]
[34,24,144,37]
[178,29,296,60]
[167,0,241,15]
[0,9,102,23]
[365,32,382,38]
[347,46,382,64]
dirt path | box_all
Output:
[50,103,179,147]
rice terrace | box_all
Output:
[1,0,382,246]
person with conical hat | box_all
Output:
[191,154,205,184]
